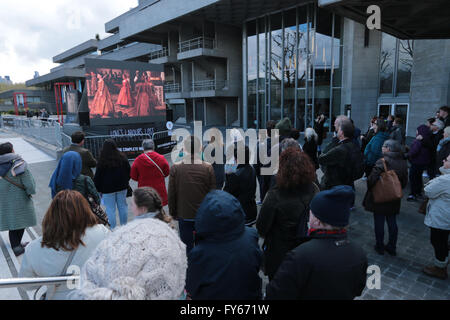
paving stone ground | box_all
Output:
[1,130,448,300]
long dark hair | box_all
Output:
[98,139,127,168]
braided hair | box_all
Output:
[133,187,172,224]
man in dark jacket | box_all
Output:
[186,190,262,300]
[265,185,368,300]
[322,115,348,154]
[318,119,360,190]
[439,106,450,128]
[426,119,444,179]
[389,117,405,146]
[63,131,97,178]
[223,145,257,226]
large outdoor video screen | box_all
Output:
[85,58,165,125]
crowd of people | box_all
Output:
[0,105,449,300]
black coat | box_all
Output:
[256,183,319,279]
[186,190,262,300]
[223,164,257,224]
[93,157,131,194]
[265,230,368,300]
[362,151,408,215]
[318,139,356,190]
[314,119,326,146]
[303,138,319,169]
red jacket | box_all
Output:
[130,151,170,205]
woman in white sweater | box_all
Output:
[422,154,450,280]
[19,190,109,299]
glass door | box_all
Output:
[392,104,409,136]
[378,103,409,136]
[378,104,393,120]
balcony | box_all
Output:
[178,37,215,53]
[192,79,227,91]
[164,82,181,93]
[177,37,224,60]
[148,47,176,64]
[164,80,236,99]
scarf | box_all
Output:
[49,151,82,198]
[437,137,450,152]
[0,153,27,177]
[307,228,347,237]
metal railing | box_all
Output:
[192,79,228,91]
[0,276,79,289]
[164,83,181,93]
[178,37,215,53]
[0,116,63,148]
[62,132,153,160]
[149,47,168,60]
[62,131,173,159]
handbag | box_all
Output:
[34,247,78,300]
[126,184,133,197]
[83,177,110,227]
[372,158,403,203]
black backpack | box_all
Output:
[344,142,365,182]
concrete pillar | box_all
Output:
[409,39,450,135]
[341,18,382,131]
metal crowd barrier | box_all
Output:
[0,275,79,289]
[62,131,172,159]
[62,132,153,160]
[0,115,63,148]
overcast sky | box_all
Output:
[0,0,137,83]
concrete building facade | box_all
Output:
[26,0,450,136]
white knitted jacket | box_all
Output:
[71,219,187,300]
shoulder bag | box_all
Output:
[372,158,403,203]
[0,168,30,197]
[83,177,110,227]
[144,152,165,177]
[33,247,78,300]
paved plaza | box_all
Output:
[0,130,448,300]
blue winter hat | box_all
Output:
[310,185,355,227]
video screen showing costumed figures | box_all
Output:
[85,59,166,125]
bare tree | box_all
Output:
[379,50,393,75]
[262,29,307,86]
[399,40,414,70]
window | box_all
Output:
[379,33,413,96]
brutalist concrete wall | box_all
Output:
[341,19,382,132]
[409,40,450,135]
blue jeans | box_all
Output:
[373,213,398,250]
[102,189,128,229]
[178,219,195,254]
